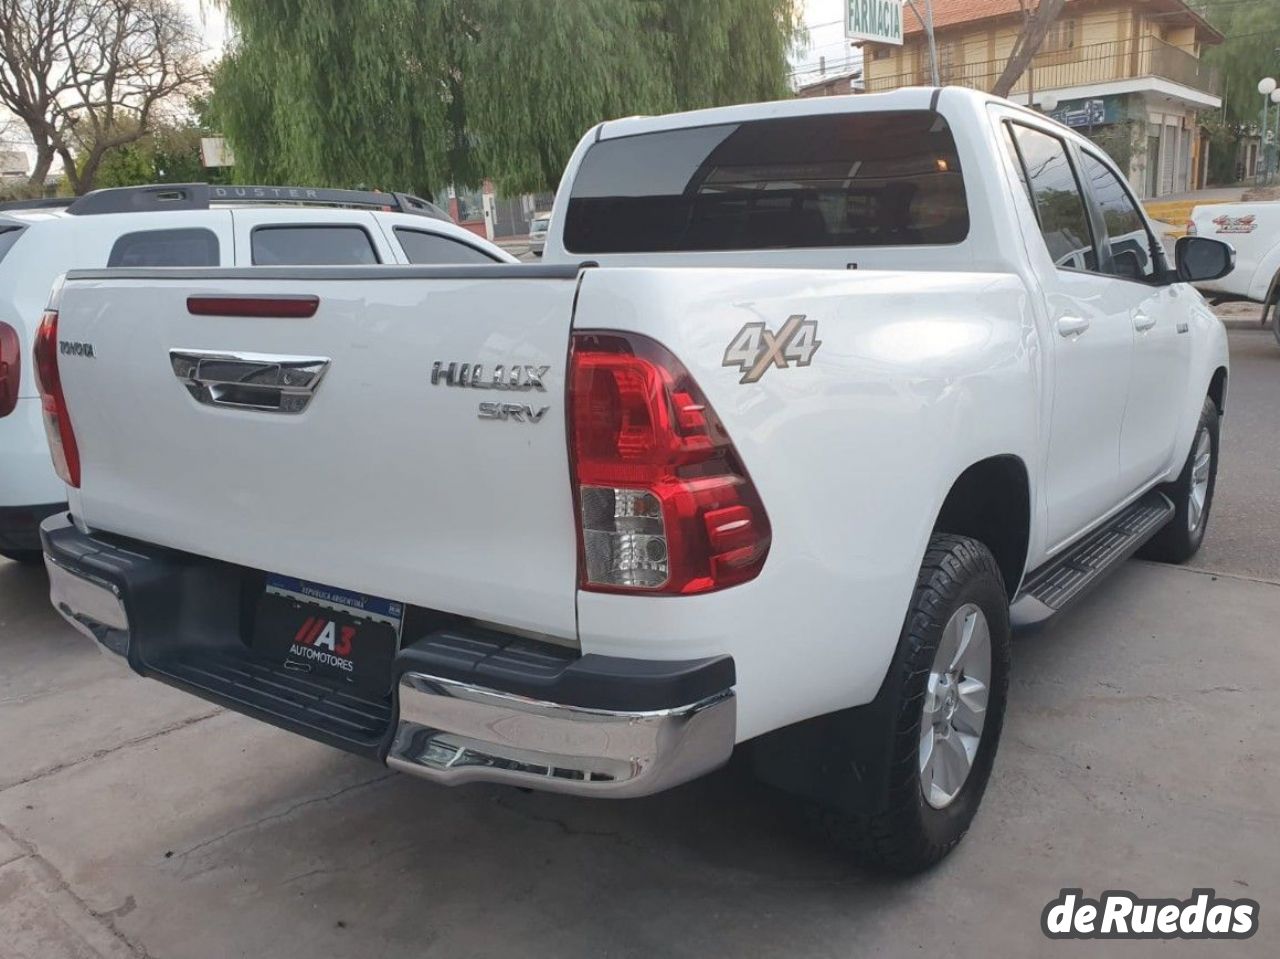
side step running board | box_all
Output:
[1010,490,1175,627]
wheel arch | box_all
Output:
[1208,366,1228,415]
[932,455,1031,598]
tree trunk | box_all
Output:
[27,148,55,189]
[57,146,85,195]
[991,0,1068,100]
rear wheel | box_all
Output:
[816,534,1011,874]
[1138,396,1219,564]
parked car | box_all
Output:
[528,211,551,256]
[38,88,1231,873]
[1187,199,1280,342]
[0,183,513,563]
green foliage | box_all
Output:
[212,0,799,195]
[89,119,232,189]
[1200,1,1280,131]
[94,140,155,189]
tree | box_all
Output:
[211,0,800,196]
[1197,0,1280,181]
[0,0,206,194]
[990,0,1068,99]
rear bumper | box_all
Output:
[389,674,733,797]
[41,514,735,797]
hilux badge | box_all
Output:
[722,315,821,384]
[431,362,548,392]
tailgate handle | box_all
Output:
[170,350,330,414]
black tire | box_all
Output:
[0,549,43,565]
[1137,396,1219,564]
[816,534,1011,874]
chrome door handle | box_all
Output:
[170,349,330,414]
[1133,312,1157,332]
[1056,315,1090,337]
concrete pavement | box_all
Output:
[1,330,1277,958]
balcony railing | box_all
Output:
[864,36,1222,99]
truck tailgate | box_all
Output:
[54,266,583,640]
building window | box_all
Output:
[1043,19,1077,53]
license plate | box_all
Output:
[252,575,405,697]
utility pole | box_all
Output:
[1260,77,1276,185]
[906,0,940,85]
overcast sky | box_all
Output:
[181,0,229,60]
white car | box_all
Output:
[528,211,551,256]
[0,184,513,562]
[1187,199,1280,340]
[39,88,1231,873]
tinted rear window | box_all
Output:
[0,226,25,262]
[252,225,380,265]
[395,228,497,265]
[564,111,968,253]
[108,228,220,267]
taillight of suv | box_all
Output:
[33,310,80,487]
[0,321,19,417]
[568,331,770,595]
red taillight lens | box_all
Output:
[569,332,770,594]
[0,321,19,417]
[1185,220,1197,237]
[33,310,80,487]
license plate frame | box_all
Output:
[252,574,405,697]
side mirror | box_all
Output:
[1175,236,1234,283]
[1113,249,1145,281]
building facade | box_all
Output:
[861,0,1223,197]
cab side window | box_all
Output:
[394,228,498,265]
[1004,124,1097,272]
[251,226,380,266]
[108,228,220,267]
[1078,151,1160,282]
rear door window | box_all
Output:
[394,228,497,265]
[108,228,220,267]
[563,110,969,253]
[1004,124,1097,271]
[251,225,380,265]
[0,226,26,262]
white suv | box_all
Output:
[0,183,513,563]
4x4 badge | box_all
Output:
[722,315,821,384]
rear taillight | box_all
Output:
[568,331,770,595]
[0,321,19,417]
[33,310,80,487]
[1185,219,1197,236]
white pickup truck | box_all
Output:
[1187,199,1280,342]
[39,87,1232,873]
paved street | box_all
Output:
[1,325,1277,958]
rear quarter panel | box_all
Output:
[572,266,1039,740]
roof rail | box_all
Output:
[0,197,75,212]
[62,183,452,221]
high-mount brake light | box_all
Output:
[568,331,770,595]
[0,321,19,417]
[187,295,320,318]
[33,310,80,487]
